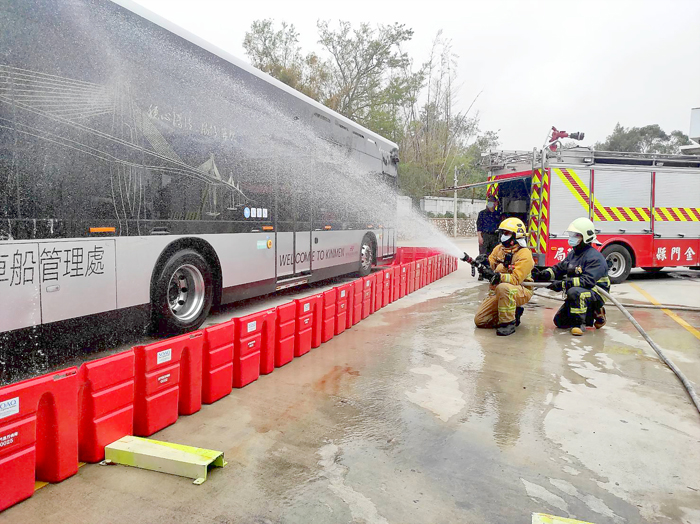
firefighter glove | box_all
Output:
[480,266,496,281]
[564,277,577,291]
[547,280,563,292]
[531,267,550,282]
[474,254,489,267]
[490,272,501,286]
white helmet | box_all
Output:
[565,217,600,244]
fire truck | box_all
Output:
[477,127,700,283]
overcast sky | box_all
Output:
[132,0,700,150]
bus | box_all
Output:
[0,0,398,373]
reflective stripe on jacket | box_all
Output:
[488,244,535,286]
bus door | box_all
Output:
[276,180,312,280]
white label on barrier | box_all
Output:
[341,290,346,298]
[366,281,370,287]
[386,273,390,279]
[247,321,257,333]
[403,268,406,273]
[158,373,170,384]
[304,318,310,324]
[156,349,172,365]
[304,303,311,313]
[0,431,19,447]
[248,340,256,348]
[0,397,19,419]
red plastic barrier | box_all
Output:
[295,294,323,356]
[382,268,393,307]
[322,289,337,343]
[415,259,424,290]
[232,308,276,388]
[352,279,364,325]
[335,283,352,335]
[398,264,408,298]
[78,351,134,463]
[361,275,375,319]
[0,367,78,511]
[373,272,383,312]
[392,266,401,302]
[407,261,416,294]
[202,321,234,404]
[426,256,435,285]
[275,302,296,368]
[133,332,204,437]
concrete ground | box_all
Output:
[3,238,700,524]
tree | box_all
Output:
[316,20,418,133]
[595,123,691,154]
[243,20,329,101]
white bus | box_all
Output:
[0,0,398,375]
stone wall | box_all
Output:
[429,218,476,237]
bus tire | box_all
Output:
[602,244,632,284]
[152,249,214,335]
[641,267,663,274]
[358,234,374,277]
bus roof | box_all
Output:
[113,0,399,152]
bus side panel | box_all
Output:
[0,242,41,332]
[203,234,275,288]
[311,231,366,270]
[276,233,294,278]
[39,239,117,324]
[115,237,183,310]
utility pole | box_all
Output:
[453,165,458,238]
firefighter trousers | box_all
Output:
[553,286,605,328]
[474,282,533,328]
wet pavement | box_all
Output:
[2,238,700,524]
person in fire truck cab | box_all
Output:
[474,217,534,336]
[532,217,611,336]
[476,195,502,280]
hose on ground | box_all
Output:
[521,281,700,416]
[594,285,700,416]
[531,287,700,313]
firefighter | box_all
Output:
[476,195,502,280]
[532,217,610,336]
[474,217,534,336]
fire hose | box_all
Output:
[460,252,700,415]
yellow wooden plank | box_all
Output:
[532,513,594,524]
[105,436,226,484]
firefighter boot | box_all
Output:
[496,321,517,336]
[515,307,524,327]
[571,325,585,336]
[594,307,606,329]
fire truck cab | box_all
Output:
[482,145,700,283]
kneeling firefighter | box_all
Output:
[532,217,610,336]
[473,217,534,336]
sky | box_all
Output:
[132,0,700,150]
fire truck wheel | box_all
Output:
[602,244,632,284]
[152,249,214,335]
[641,267,664,274]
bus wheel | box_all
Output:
[602,244,632,284]
[642,267,664,274]
[152,249,213,335]
[358,235,374,277]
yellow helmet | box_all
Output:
[498,217,527,239]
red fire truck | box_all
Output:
[477,129,700,283]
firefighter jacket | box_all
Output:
[488,244,534,286]
[544,244,611,293]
